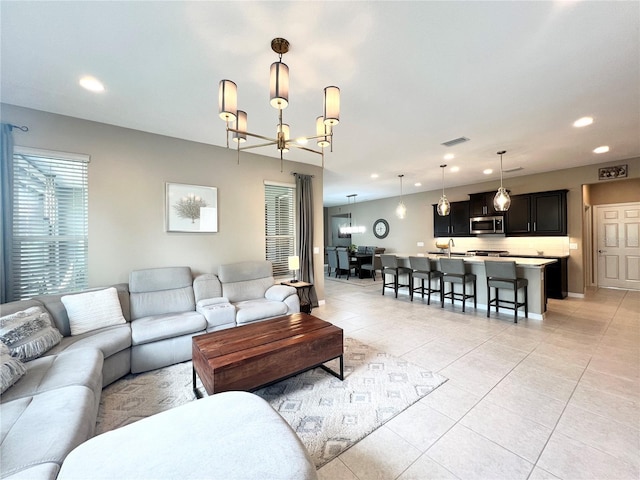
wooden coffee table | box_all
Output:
[192,313,343,396]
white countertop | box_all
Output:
[389,253,557,268]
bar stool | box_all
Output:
[439,258,477,312]
[485,260,528,323]
[409,256,442,305]
[381,255,412,298]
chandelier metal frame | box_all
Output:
[218,38,340,171]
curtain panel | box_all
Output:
[1,124,15,303]
[294,173,318,307]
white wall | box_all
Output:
[1,104,326,300]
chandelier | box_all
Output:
[340,194,365,234]
[218,38,340,171]
[395,174,407,219]
[437,164,450,216]
[493,150,511,212]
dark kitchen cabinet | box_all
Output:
[546,257,568,299]
[505,190,567,236]
[469,192,502,216]
[433,201,470,237]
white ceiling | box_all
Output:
[1,1,638,207]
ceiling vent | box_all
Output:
[441,136,469,147]
[503,166,523,173]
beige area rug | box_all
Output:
[96,338,447,468]
[325,272,383,287]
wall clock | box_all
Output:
[373,219,389,239]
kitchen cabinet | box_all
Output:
[469,192,502,216]
[433,201,470,237]
[505,190,567,236]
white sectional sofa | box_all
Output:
[0,261,310,480]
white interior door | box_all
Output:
[596,203,640,289]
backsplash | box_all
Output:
[432,236,570,257]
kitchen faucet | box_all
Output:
[448,238,455,258]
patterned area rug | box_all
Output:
[96,338,447,468]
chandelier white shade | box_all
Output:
[218,80,237,122]
[395,174,407,219]
[493,150,511,212]
[437,164,450,216]
[218,38,340,171]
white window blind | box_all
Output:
[12,148,89,300]
[264,183,295,278]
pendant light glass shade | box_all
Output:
[437,164,450,216]
[218,79,237,121]
[323,86,340,126]
[396,174,406,219]
[494,150,511,212]
[269,61,289,109]
[232,110,247,143]
[316,116,330,147]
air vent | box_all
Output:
[441,136,470,147]
[503,166,523,173]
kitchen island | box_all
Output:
[388,254,557,319]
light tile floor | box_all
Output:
[314,279,639,480]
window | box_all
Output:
[264,182,295,278]
[11,147,89,300]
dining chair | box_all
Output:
[337,249,356,279]
[409,256,442,305]
[326,247,338,277]
[380,255,412,298]
[485,260,528,323]
[359,247,377,280]
[439,258,476,312]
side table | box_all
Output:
[280,280,313,313]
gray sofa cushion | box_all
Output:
[129,267,195,319]
[130,312,206,346]
[57,391,318,480]
[1,386,99,478]
[193,274,223,301]
[222,277,274,303]
[0,349,103,404]
[46,323,131,360]
[234,299,289,325]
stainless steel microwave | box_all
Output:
[470,216,505,235]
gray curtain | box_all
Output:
[294,173,318,307]
[1,124,15,303]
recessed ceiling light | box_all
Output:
[483,169,493,175]
[450,166,460,173]
[414,182,422,187]
[573,116,594,127]
[370,173,379,179]
[444,153,455,160]
[79,76,105,92]
[593,145,609,154]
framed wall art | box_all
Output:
[598,164,627,181]
[166,183,218,232]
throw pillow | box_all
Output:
[61,287,126,336]
[0,306,63,361]
[0,342,26,394]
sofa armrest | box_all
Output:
[196,297,230,309]
[265,285,296,302]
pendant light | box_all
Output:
[493,150,511,212]
[437,164,450,216]
[395,174,407,219]
[339,194,365,234]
